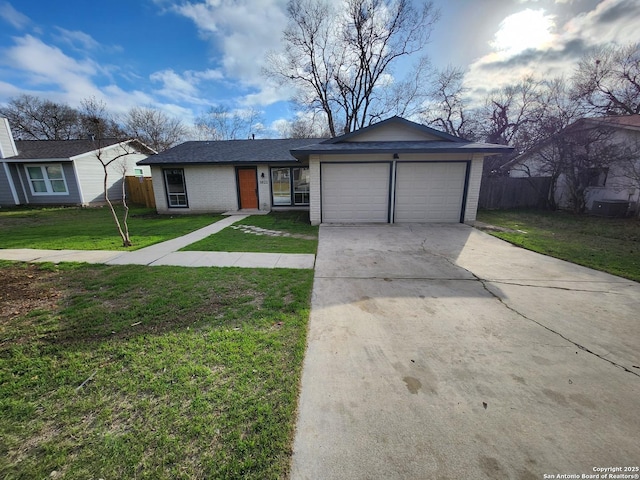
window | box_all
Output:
[293,167,310,205]
[271,168,291,205]
[164,169,188,207]
[134,168,144,177]
[25,164,68,195]
[270,167,309,206]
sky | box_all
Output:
[1,0,639,138]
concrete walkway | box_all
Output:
[0,215,315,269]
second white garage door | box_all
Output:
[321,163,390,223]
[394,162,467,222]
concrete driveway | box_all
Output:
[291,224,640,479]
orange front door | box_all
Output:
[238,168,258,209]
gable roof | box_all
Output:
[138,138,325,165]
[7,138,154,161]
[291,116,512,160]
[322,116,467,144]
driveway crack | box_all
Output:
[420,238,640,379]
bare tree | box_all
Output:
[276,114,331,138]
[194,105,262,140]
[123,106,187,152]
[0,94,82,140]
[265,0,440,136]
[79,97,125,139]
[572,43,640,116]
[422,65,478,139]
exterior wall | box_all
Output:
[257,164,271,210]
[0,162,18,206]
[345,123,440,142]
[12,161,82,205]
[153,165,239,214]
[74,147,150,205]
[464,155,485,223]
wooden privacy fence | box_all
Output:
[126,176,156,208]
[479,176,552,209]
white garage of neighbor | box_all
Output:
[291,117,512,225]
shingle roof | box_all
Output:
[138,138,325,165]
[11,138,122,159]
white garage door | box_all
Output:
[321,163,390,223]
[394,162,467,222]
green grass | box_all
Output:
[477,209,640,282]
[0,206,222,251]
[182,211,318,254]
[0,261,313,479]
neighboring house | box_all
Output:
[0,117,153,207]
[138,116,512,225]
[506,115,640,214]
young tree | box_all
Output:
[265,0,440,136]
[123,106,187,152]
[572,43,640,116]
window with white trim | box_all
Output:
[163,168,188,207]
[25,164,68,195]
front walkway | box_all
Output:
[0,215,315,269]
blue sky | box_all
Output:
[1,0,639,138]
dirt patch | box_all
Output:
[0,264,63,323]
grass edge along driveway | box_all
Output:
[476,209,640,282]
[0,261,314,479]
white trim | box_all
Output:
[0,118,18,158]
[2,161,19,204]
[71,160,86,205]
[24,163,70,196]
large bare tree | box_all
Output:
[422,65,478,139]
[572,43,640,116]
[0,94,82,140]
[123,106,187,152]
[265,0,440,136]
[194,105,262,140]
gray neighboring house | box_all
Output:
[139,116,512,225]
[0,117,152,207]
[507,115,640,214]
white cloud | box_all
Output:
[463,0,640,100]
[150,68,225,104]
[53,27,100,51]
[490,9,556,56]
[0,2,29,29]
[168,0,289,100]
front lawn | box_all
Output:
[182,211,318,254]
[0,206,222,250]
[477,209,640,282]
[0,261,313,479]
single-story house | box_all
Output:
[0,117,153,207]
[138,116,512,225]
[506,115,640,214]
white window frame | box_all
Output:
[163,168,189,208]
[24,164,69,196]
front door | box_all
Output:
[237,167,258,209]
